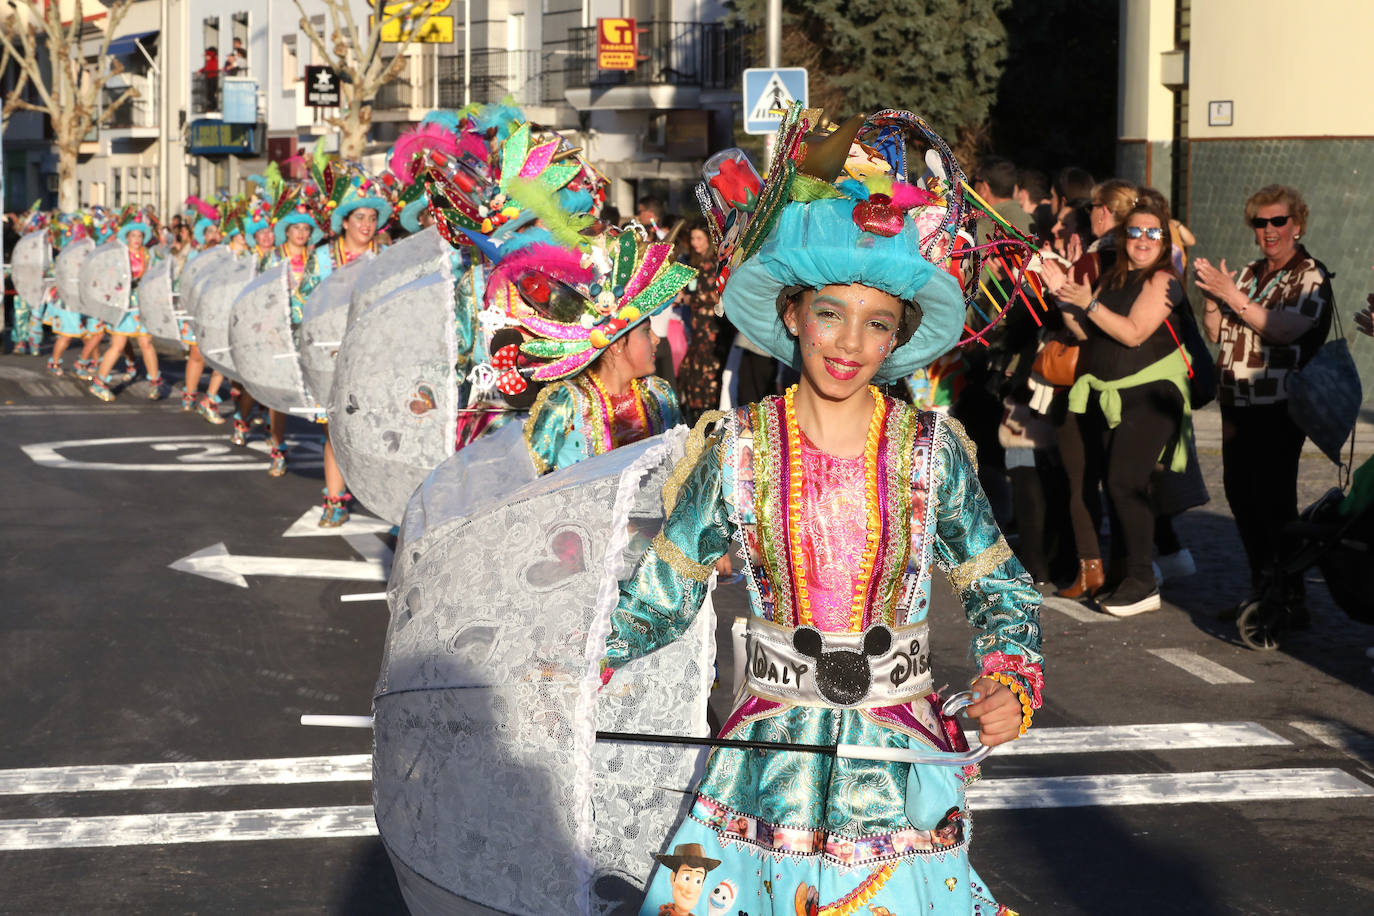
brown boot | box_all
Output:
[1057,558,1105,600]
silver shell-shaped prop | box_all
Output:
[11,231,51,308]
[134,258,181,345]
[54,238,95,312]
[176,246,232,297]
[227,260,315,413]
[298,253,374,407]
[77,240,133,327]
[374,426,711,916]
[328,262,459,525]
[348,226,450,326]
[191,255,255,379]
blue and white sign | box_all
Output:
[742,67,807,135]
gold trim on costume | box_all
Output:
[652,532,714,582]
[941,416,979,474]
[948,536,1013,593]
[661,410,724,517]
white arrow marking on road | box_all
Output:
[968,767,1374,810]
[169,543,386,588]
[19,435,323,472]
[1148,648,1253,685]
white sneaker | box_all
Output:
[1156,548,1196,581]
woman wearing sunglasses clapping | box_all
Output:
[1194,185,1333,622]
[1043,200,1193,616]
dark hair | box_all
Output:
[1098,201,1176,291]
[1016,168,1050,202]
[1054,167,1095,205]
[976,157,1017,199]
[599,204,621,227]
[635,196,664,222]
[776,286,923,348]
[1134,186,1172,221]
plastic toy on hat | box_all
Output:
[517,226,697,381]
[704,103,1028,384]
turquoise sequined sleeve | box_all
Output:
[604,427,732,668]
[931,419,1044,686]
[524,382,576,475]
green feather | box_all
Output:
[505,177,592,251]
[499,123,531,192]
[520,338,587,359]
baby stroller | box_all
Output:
[1238,456,1374,650]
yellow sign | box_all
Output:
[597,17,637,71]
[375,0,452,43]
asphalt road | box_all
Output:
[2,350,1373,915]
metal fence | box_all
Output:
[435,51,564,108]
[566,21,750,91]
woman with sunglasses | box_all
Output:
[1037,179,1136,601]
[1194,185,1333,621]
[1047,201,1193,616]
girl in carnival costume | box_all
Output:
[8,205,48,355]
[518,226,692,474]
[89,209,168,402]
[180,201,253,423]
[603,106,1041,916]
[247,171,324,467]
[297,147,394,525]
[43,214,104,379]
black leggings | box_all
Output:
[1079,383,1183,583]
[1220,402,1306,590]
[1059,408,1104,561]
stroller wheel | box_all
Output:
[1238,597,1288,651]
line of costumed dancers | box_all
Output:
[12,100,1043,913]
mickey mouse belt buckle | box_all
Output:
[744,618,933,708]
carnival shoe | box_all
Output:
[319,490,351,527]
[73,359,95,381]
[268,446,288,477]
[46,358,64,377]
[1057,558,1105,601]
[1100,577,1161,617]
[13,341,29,356]
[197,397,226,425]
[180,389,195,411]
[88,375,116,402]
[1156,548,1196,581]
[115,361,139,386]
[145,375,167,400]
[231,417,249,447]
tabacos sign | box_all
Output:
[597,17,637,71]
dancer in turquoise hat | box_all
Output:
[600,106,1042,916]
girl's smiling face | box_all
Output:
[788,284,901,399]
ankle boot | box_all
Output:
[1057,558,1105,600]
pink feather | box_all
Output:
[389,123,461,184]
[889,182,939,211]
[184,196,218,221]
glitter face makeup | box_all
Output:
[790,285,900,402]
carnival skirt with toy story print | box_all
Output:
[637,698,1014,916]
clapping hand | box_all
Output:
[1358,291,1374,338]
[1194,257,1239,306]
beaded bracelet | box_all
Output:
[978,672,1035,736]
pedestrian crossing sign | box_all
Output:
[742,67,808,135]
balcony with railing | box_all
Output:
[100,74,158,137]
[191,72,221,115]
[437,50,564,109]
[564,20,750,109]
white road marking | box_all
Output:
[0,755,371,796]
[984,721,1288,756]
[3,767,1370,850]
[340,592,388,603]
[0,806,378,851]
[1289,720,1374,766]
[169,542,387,588]
[344,533,393,570]
[281,507,393,538]
[969,767,1374,810]
[18,381,75,397]
[1148,648,1253,685]
[1039,595,1115,624]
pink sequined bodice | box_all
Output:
[797,431,870,632]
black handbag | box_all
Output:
[1164,299,1218,410]
[1288,307,1362,466]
